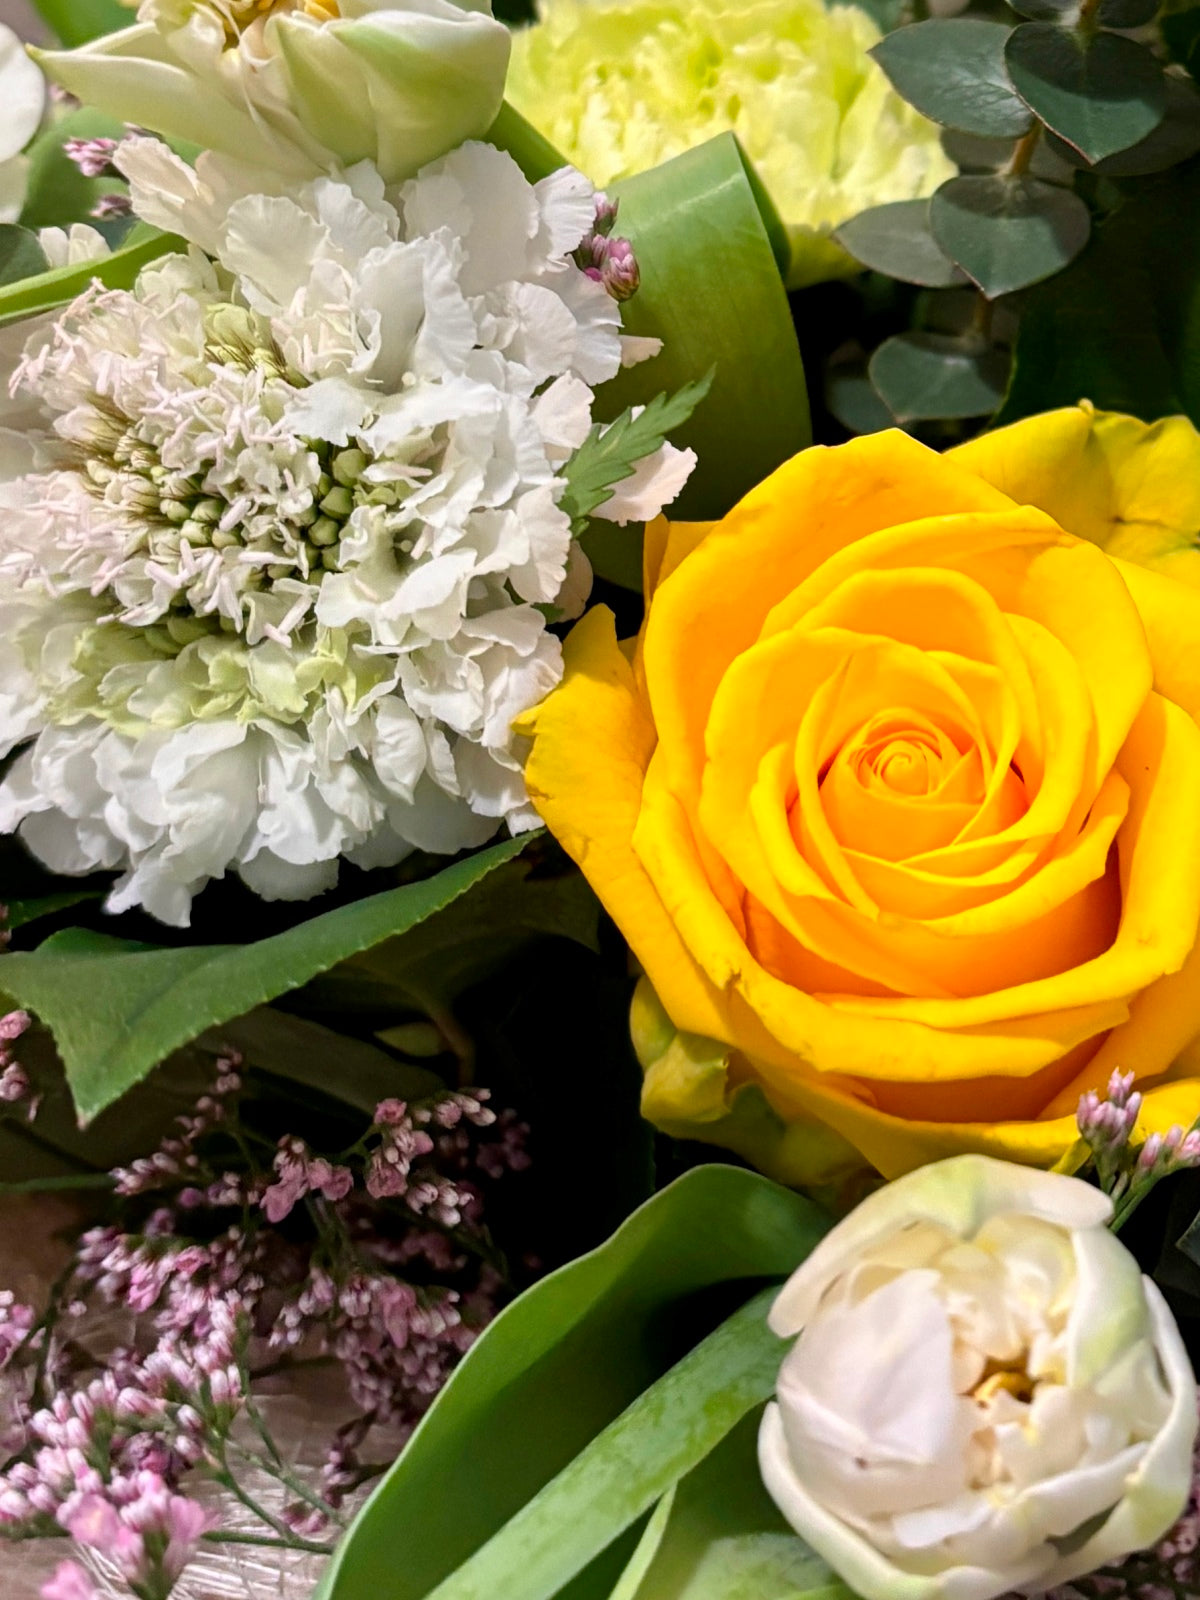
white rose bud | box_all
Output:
[36,0,510,186]
[759,1155,1198,1600]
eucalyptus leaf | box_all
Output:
[1046,73,1200,176]
[1097,0,1160,24]
[1163,3,1200,78]
[871,20,1034,139]
[31,0,130,46]
[930,173,1090,297]
[825,366,896,436]
[3,892,104,931]
[1005,25,1167,164]
[0,225,180,328]
[583,133,810,590]
[869,332,1010,421]
[0,836,530,1122]
[316,1166,829,1600]
[835,200,967,287]
[1009,0,1081,17]
[0,227,48,288]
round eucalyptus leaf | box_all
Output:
[825,366,896,436]
[930,173,1091,298]
[871,19,1034,139]
[1096,0,1159,26]
[869,333,1011,422]
[1006,24,1167,163]
[835,200,968,287]
[0,225,49,289]
[1009,0,1081,20]
[941,129,1018,172]
[1046,73,1200,175]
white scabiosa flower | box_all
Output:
[0,139,693,926]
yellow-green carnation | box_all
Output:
[507,0,956,288]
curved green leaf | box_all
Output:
[317,1166,830,1600]
[930,173,1090,298]
[1006,25,1167,164]
[871,20,1034,139]
[0,227,48,288]
[20,107,127,231]
[0,836,529,1122]
[584,133,810,588]
[31,0,130,46]
[0,225,180,329]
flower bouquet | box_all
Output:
[1,2,1200,1599]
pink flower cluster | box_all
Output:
[573,195,641,301]
[0,1008,34,1116]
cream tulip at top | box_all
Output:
[758,1156,1199,1600]
[36,0,511,185]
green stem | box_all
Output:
[202,1529,336,1558]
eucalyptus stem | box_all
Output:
[1007,124,1043,179]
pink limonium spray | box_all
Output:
[0,1045,530,1599]
[1075,1069,1200,1230]
[573,194,642,302]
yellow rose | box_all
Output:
[518,406,1200,1182]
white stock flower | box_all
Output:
[37,0,510,187]
[759,1156,1198,1600]
[0,24,46,224]
[0,139,692,925]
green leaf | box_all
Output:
[994,160,1200,427]
[0,836,529,1122]
[609,1411,852,1600]
[583,133,811,589]
[1047,72,1200,176]
[30,0,130,46]
[1005,25,1167,164]
[1163,1,1200,78]
[0,225,180,329]
[3,891,104,931]
[835,199,967,287]
[869,332,1010,421]
[20,107,127,232]
[559,373,713,534]
[316,1166,830,1600]
[1097,0,1159,25]
[871,20,1034,139]
[825,364,896,436]
[0,227,48,288]
[930,173,1091,297]
[421,1287,784,1600]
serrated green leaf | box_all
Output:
[0,836,529,1121]
[31,0,130,46]
[0,225,180,328]
[316,1167,829,1600]
[872,20,1034,139]
[0,226,48,288]
[869,332,1010,421]
[835,199,966,287]
[559,372,713,534]
[930,173,1090,298]
[1006,25,1167,164]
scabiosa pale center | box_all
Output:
[0,138,692,925]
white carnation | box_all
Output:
[0,140,693,925]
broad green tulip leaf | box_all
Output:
[486,101,569,184]
[1005,25,1167,164]
[420,1287,783,1600]
[995,160,1200,427]
[583,133,810,588]
[0,226,47,287]
[315,1166,830,1600]
[3,892,103,931]
[869,333,1010,421]
[0,836,530,1121]
[836,199,967,287]
[0,224,180,328]
[31,0,129,46]
[1046,73,1200,176]
[871,20,1034,139]
[20,107,126,231]
[608,1410,852,1600]
[930,174,1090,298]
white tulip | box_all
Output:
[36,0,510,186]
[0,24,46,224]
[759,1155,1198,1600]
